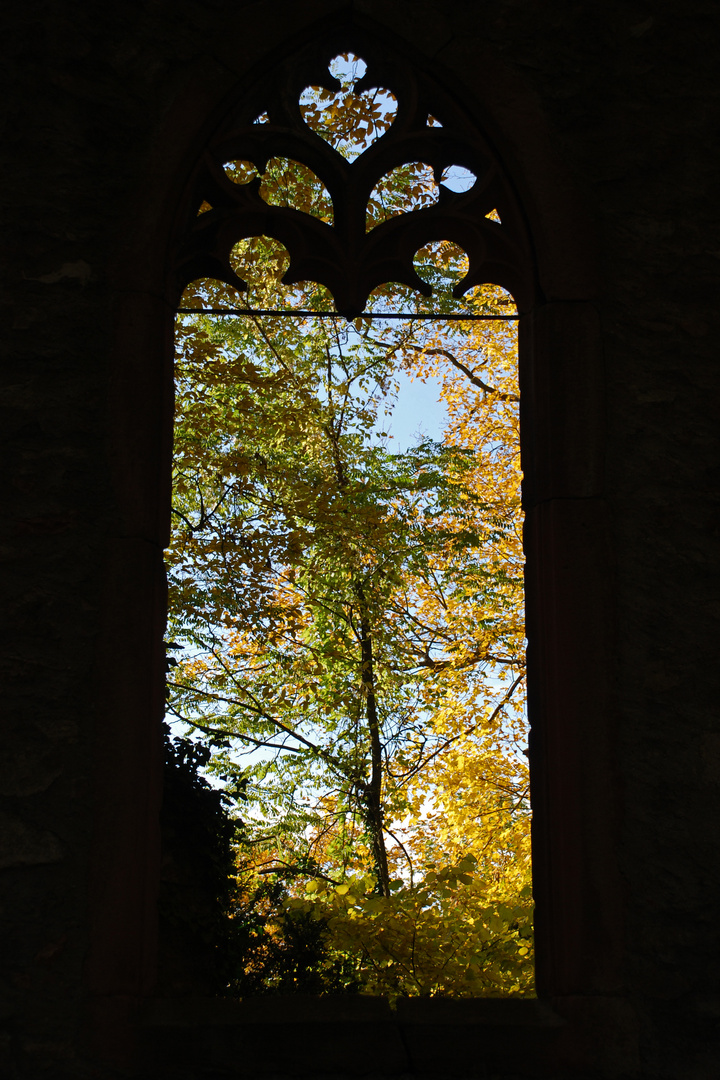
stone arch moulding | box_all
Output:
[92,13,624,1073]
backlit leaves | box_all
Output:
[300,52,397,161]
[259,158,334,224]
[367,163,439,231]
[168,64,531,997]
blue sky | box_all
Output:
[374,369,447,451]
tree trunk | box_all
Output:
[356,585,391,898]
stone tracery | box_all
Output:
[171,37,533,317]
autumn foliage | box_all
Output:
[166,53,532,998]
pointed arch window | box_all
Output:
[164,34,537,1000]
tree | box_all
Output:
[165,52,531,996]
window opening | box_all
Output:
[299,52,396,161]
[167,44,532,1000]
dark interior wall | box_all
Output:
[1,2,718,1077]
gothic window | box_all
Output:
[165,36,536,998]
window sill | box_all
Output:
[140,995,564,1077]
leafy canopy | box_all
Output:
[166,51,531,998]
